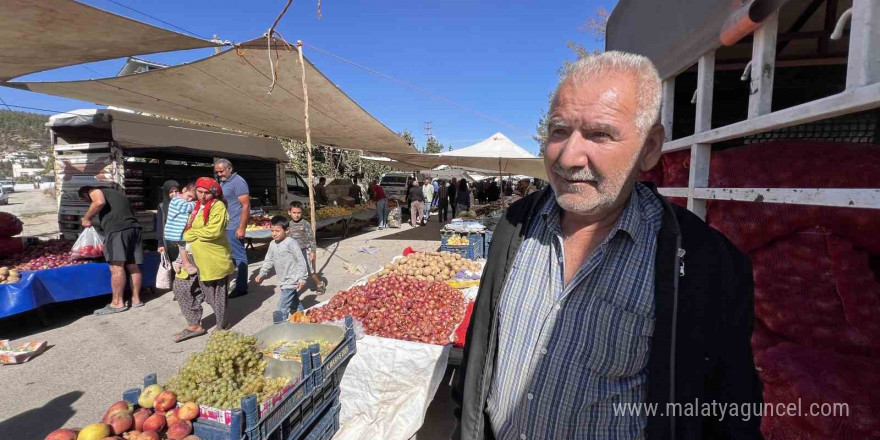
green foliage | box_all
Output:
[424,137,445,154]
[281,139,392,183]
[534,8,609,150]
[0,110,48,148]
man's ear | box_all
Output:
[639,124,665,172]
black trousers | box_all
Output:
[438,201,449,222]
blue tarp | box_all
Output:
[0,252,160,319]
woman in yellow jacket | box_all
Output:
[173,177,235,343]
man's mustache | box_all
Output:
[552,164,600,182]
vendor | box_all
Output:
[80,186,143,315]
[214,158,250,298]
[314,177,329,206]
[173,177,234,342]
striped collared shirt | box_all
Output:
[486,183,663,440]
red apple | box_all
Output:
[181,436,202,440]
[165,408,180,427]
[107,412,133,435]
[166,421,192,440]
[153,391,177,412]
[178,402,199,422]
[44,429,77,440]
[102,401,134,423]
[136,432,159,440]
[142,413,165,433]
[132,408,152,432]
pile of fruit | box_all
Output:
[0,239,91,272]
[369,251,481,283]
[349,204,371,214]
[246,215,271,231]
[458,210,478,218]
[446,235,469,246]
[0,267,21,284]
[165,330,289,410]
[72,244,105,259]
[261,339,336,362]
[44,385,201,440]
[308,274,466,345]
[316,206,351,220]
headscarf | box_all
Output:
[160,180,180,224]
[189,177,224,227]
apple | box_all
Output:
[45,429,77,440]
[101,401,133,423]
[166,421,192,440]
[132,408,152,432]
[165,408,180,427]
[153,391,177,412]
[181,436,202,440]
[106,412,133,435]
[137,385,163,409]
[135,433,159,440]
[178,402,199,421]
[141,413,165,433]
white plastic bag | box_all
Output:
[155,250,174,289]
[71,227,105,259]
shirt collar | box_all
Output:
[539,184,645,242]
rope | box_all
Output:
[266,0,296,94]
[301,42,534,137]
[0,95,12,111]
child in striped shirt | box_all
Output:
[165,183,198,275]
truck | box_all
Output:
[607,0,879,438]
[379,171,418,202]
[47,109,308,240]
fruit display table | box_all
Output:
[0,252,160,319]
[303,251,483,440]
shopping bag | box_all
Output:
[388,207,402,228]
[71,227,105,259]
[155,250,174,290]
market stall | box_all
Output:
[0,247,160,319]
[298,250,483,440]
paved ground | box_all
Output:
[0,214,454,439]
[1,189,61,238]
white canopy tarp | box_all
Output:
[49,109,288,161]
[4,37,416,156]
[438,132,535,159]
[0,0,217,81]
[360,155,426,172]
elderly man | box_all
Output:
[214,158,250,298]
[452,52,762,440]
[422,178,434,224]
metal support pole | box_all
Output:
[688,52,715,219]
[661,79,675,142]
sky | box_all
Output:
[1,0,615,155]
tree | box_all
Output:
[424,137,445,154]
[534,7,610,150]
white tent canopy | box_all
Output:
[0,0,216,81]
[438,132,535,159]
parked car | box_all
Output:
[0,187,8,205]
[0,180,15,193]
[379,172,416,202]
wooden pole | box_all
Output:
[498,158,505,210]
[297,41,318,254]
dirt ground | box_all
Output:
[0,213,456,439]
[1,189,61,238]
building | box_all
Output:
[12,163,43,178]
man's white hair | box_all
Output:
[548,51,662,138]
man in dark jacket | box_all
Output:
[452,51,762,440]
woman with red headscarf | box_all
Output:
[172,177,235,342]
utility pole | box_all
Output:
[424,121,432,153]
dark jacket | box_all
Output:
[452,186,762,440]
[408,185,425,203]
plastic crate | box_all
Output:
[440,232,480,260]
[123,318,356,440]
[302,401,341,440]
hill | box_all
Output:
[0,110,49,149]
